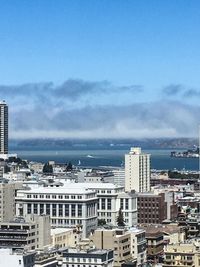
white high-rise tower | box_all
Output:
[125,147,150,192]
[0,101,8,154]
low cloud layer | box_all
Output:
[0,79,199,139]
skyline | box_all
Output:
[1,1,200,138]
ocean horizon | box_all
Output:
[9,148,199,171]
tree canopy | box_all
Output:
[116,208,125,227]
[43,163,53,173]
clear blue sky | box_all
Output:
[0,0,200,138]
[1,0,200,88]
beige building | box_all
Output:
[163,240,200,267]
[125,147,150,193]
[0,182,16,222]
[129,227,147,266]
[0,214,51,250]
[51,228,81,248]
[90,228,132,267]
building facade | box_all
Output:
[0,248,35,267]
[0,215,50,250]
[125,148,150,193]
[90,228,131,267]
[0,182,15,222]
[137,193,167,224]
[15,187,98,238]
[60,248,114,267]
[0,101,8,155]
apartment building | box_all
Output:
[15,187,98,237]
[0,182,16,222]
[137,193,168,224]
[163,240,200,267]
[90,228,132,267]
[129,228,146,267]
[61,248,114,267]
[125,147,150,193]
[51,228,81,248]
[0,215,50,250]
[0,101,8,155]
[145,230,164,260]
[0,248,35,267]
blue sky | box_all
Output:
[0,0,200,138]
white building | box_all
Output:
[0,101,8,155]
[60,248,114,267]
[62,182,138,227]
[112,168,125,186]
[0,248,35,267]
[15,187,98,238]
[125,147,150,193]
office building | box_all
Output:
[129,227,147,266]
[82,183,137,227]
[15,187,98,238]
[163,240,200,267]
[137,193,168,224]
[51,228,82,248]
[61,248,114,267]
[91,227,146,267]
[0,248,35,267]
[0,182,15,222]
[0,101,8,154]
[0,215,50,250]
[125,147,150,193]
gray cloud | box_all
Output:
[0,79,143,103]
[10,100,200,139]
[183,89,200,98]
[162,84,183,96]
[1,79,199,139]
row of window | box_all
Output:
[27,194,83,200]
[27,203,83,217]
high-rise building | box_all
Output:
[0,101,8,154]
[0,182,15,222]
[125,147,150,192]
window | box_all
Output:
[107,199,111,210]
[101,199,105,210]
[71,204,76,217]
[46,204,50,215]
[59,204,63,216]
[120,199,123,209]
[34,204,38,214]
[78,205,82,217]
[65,205,69,216]
[125,199,129,209]
[40,204,44,214]
[27,204,31,214]
[52,204,57,216]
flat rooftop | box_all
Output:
[51,228,74,235]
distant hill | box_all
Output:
[9,138,198,151]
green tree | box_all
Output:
[116,208,125,227]
[66,162,73,171]
[98,219,106,226]
[43,163,53,173]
